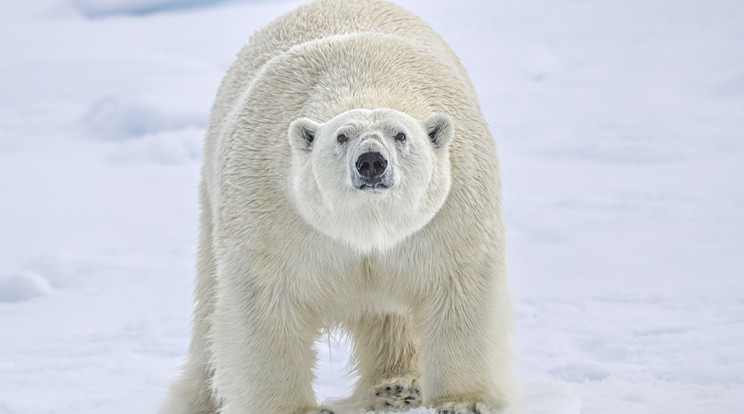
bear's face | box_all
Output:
[289,108,453,252]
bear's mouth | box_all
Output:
[358,183,389,192]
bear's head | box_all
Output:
[289,108,453,252]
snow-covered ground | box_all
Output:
[1,0,742,413]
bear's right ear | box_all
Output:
[288,118,320,152]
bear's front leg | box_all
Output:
[414,263,514,414]
[210,278,324,414]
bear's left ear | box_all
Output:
[421,114,454,149]
[288,118,321,152]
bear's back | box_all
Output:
[206,0,475,149]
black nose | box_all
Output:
[356,152,387,179]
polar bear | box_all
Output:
[160,1,514,414]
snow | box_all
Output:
[0,271,54,303]
[71,0,244,17]
[1,0,743,413]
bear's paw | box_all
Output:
[364,375,421,411]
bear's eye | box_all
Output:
[395,132,406,142]
[337,133,348,144]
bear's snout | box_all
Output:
[356,152,387,183]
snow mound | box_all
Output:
[0,271,54,303]
[71,0,241,18]
[106,127,204,165]
[80,95,205,141]
[23,255,80,289]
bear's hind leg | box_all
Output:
[345,313,421,410]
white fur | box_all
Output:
[160,1,514,414]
